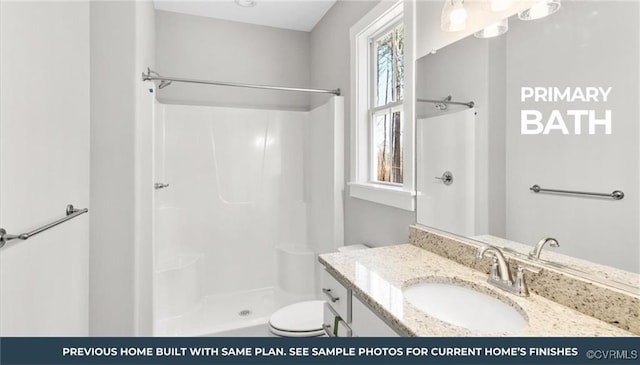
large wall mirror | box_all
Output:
[415,0,639,289]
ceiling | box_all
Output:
[153,0,337,32]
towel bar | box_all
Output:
[0,204,89,248]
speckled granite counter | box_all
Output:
[319,244,634,337]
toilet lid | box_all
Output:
[269,300,324,332]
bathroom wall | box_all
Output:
[504,1,640,271]
[310,0,416,247]
[90,0,156,336]
[0,0,90,335]
[487,39,507,238]
[155,10,311,111]
[133,0,157,336]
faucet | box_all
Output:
[529,237,559,259]
[477,246,512,284]
[477,245,540,297]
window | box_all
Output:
[371,23,404,184]
[349,1,415,211]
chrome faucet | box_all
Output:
[477,245,540,297]
[529,237,559,259]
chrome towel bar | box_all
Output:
[0,204,89,248]
[530,185,624,200]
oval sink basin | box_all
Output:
[404,282,527,334]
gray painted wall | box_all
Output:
[0,0,90,335]
[90,0,155,336]
[155,10,311,111]
[90,0,136,336]
[134,0,156,336]
[487,39,506,238]
[310,0,415,247]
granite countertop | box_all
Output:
[319,244,634,337]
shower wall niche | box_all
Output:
[152,98,343,336]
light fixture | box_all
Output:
[474,19,509,38]
[234,0,256,8]
[490,0,512,12]
[441,0,468,32]
[518,0,561,21]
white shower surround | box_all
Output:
[152,98,343,336]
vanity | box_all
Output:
[319,226,638,337]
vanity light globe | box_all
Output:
[518,0,561,21]
[474,19,508,39]
[441,0,468,32]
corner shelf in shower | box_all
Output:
[155,253,203,274]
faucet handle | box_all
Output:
[489,256,500,280]
[514,264,540,297]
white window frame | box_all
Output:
[349,0,416,211]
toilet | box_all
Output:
[268,244,369,337]
[268,300,326,337]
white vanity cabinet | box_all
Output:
[350,296,401,337]
[321,269,401,337]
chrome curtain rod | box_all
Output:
[417,96,475,109]
[142,68,341,96]
[530,185,624,201]
[0,204,89,248]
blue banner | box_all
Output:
[1,337,638,365]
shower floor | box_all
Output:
[154,287,316,337]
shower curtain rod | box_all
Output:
[142,68,341,96]
[417,96,475,109]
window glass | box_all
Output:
[375,23,404,107]
[373,110,403,184]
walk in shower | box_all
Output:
[148,71,344,336]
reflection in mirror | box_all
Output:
[415,1,639,289]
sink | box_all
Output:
[404,282,527,334]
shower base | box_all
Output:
[154,286,315,337]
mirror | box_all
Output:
[415,1,639,289]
